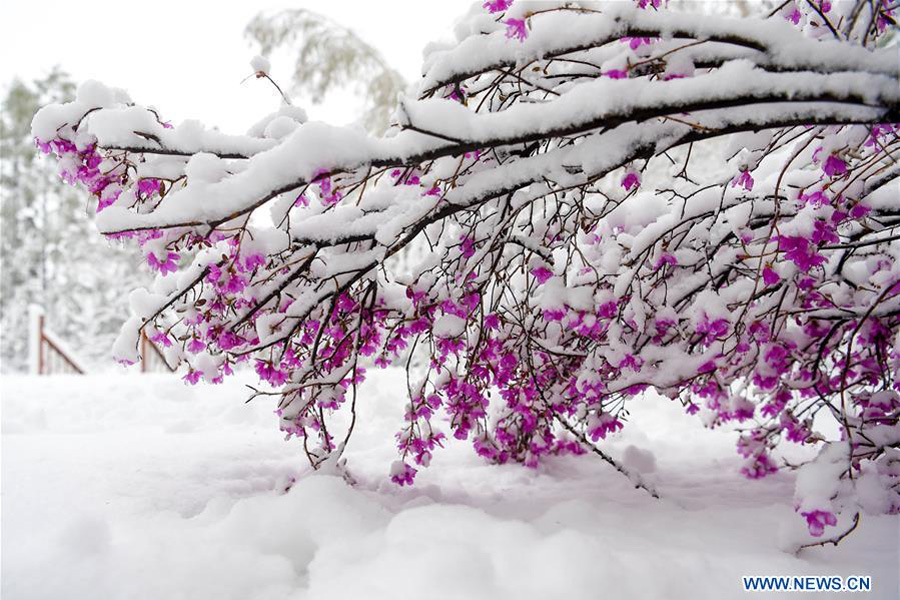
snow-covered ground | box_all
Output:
[2,369,897,599]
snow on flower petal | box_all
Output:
[800,510,838,537]
[389,461,417,486]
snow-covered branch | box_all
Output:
[32,0,900,539]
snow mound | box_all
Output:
[2,370,897,599]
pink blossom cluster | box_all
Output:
[33,0,900,544]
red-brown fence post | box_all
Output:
[140,332,147,373]
[28,304,86,375]
[139,331,176,373]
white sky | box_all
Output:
[1,0,471,132]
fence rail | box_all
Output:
[29,306,86,375]
[140,331,176,373]
[28,305,177,375]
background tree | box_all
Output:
[245,9,407,135]
[1,69,144,372]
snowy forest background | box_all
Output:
[0,8,412,373]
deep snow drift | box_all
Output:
[2,369,897,599]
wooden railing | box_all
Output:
[140,331,176,373]
[28,305,176,375]
[29,305,86,375]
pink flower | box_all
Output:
[483,0,513,13]
[504,18,527,41]
[315,169,332,194]
[336,293,356,313]
[446,87,465,102]
[588,413,624,441]
[637,0,662,8]
[820,0,831,12]
[801,509,837,537]
[223,274,247,294]
[137,178,161,197]
[621,172,640,191]
[849,204,871,219]
[786,8,801,24]
[147,251,179,275]
[604,69,628,79]
[811,219,838,245]
[696,315,729,343]
[598,301,617,319]
[800,190,828,206]
[244,253,266,271]
[96,190,121,212]
[187,338,206,354]
[313,169,342,205]
[777,236,826,272]
[255,360,288,386]
[823,155,847,177]
[623,37,652,50]
[866,124,890,148]
[655,253,676,269]
[543,308,566,322]
[150,332,172,347]
[741,452,778,479]
[531,266,553,284]
[618,354,643,372]
[877,9,894,32]
[217,331,244,350]
[390,461,417,486]
[762,266,780,286]
[459,236,476,258]
[780,412,810,443]
[406,287,427,306]
[731,170,754,191]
